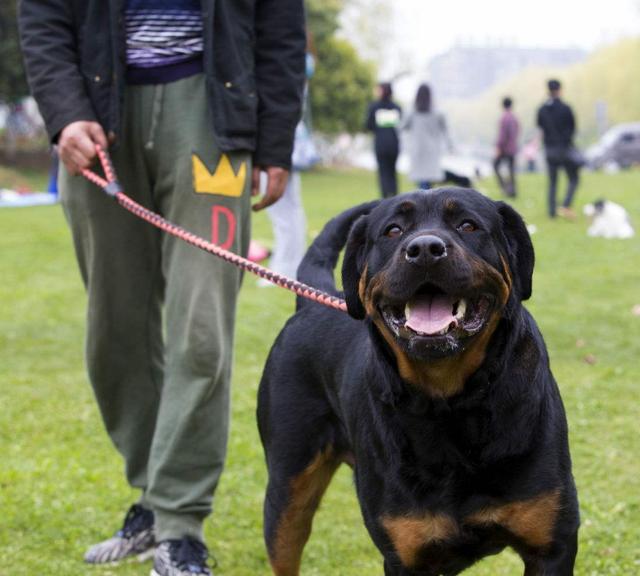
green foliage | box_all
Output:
[305,0,343,43]
[306,0,376,134]
[309,37,375,134]
[444,38,640,147]
[1,168,639,574]
[0,3,28,103]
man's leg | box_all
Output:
[377,151,398,198]
[546,158,559,217]
[59,88,166,562]
[493,155,507,194]
[140,74,251,543]
[563,161,580,208]
[59,105,164,496]
[507,154,517,197]
[266,171,307,279]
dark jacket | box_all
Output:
[536,98,575,150]
[366,100,402,156]
[18,0,306,169]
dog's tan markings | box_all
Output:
[358,264,370,313]
[365,264,504,397]
[467,255,511,307]
[391,313,500,398]
[398,200,416,214]
[499,254,513,296]
[359,245,512,397]
[466,489,561,548]
[382,513,459,567]
[270,448,340,576]
[362,268,389,318]
[444,198,458,213]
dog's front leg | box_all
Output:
[522,530,578,576]
[383,558,417,576]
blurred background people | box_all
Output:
[260,47,318,285]
[402,83,451,190]
[366,82,402,198]
[537,79,582,219]
[522,134,541,173]
[493,96,520,198]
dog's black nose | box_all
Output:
[405,235,447,264]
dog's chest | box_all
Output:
[378,489,561,571]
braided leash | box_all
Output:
[80,145,348,313]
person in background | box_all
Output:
[259,123,309,284]
[493,96,519,198]
[522,134,540,173]
[537,79,581,219]
[47,150,59,197]
[402,83,451,190]
[19,1,305,575]
[366,82,402,198]
[260,47,317,286]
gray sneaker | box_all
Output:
[84,504,155,564]
[151,537,212,576]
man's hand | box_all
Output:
[251,166,289,211]
[58,121,108,175]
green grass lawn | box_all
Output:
[1,167,639,575]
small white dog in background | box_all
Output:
[583,199,635,239]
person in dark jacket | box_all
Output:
[18,1,305,574]
[366,82,402,198]
[493,96,519,198]
[537,79,581,218]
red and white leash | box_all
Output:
[80,145,348,313]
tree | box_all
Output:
[339,0,395,74]
[0,3,29,104]
[306,0,375,134]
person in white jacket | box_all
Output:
[402,84,451,190]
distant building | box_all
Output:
[428,45,587,100]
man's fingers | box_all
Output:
[88,123,108,149]
[252,167,289,211]
[251,167,261,197]
[74,130,99,162]
[69,150,91,173]
[58,121,107,174]
[59,148,87,175]
[251,191,275,212]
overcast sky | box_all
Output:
[385,0,640,77]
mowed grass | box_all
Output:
[0,166,639,576]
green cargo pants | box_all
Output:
[59,74,251,542]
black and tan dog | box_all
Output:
[257,188,579,575]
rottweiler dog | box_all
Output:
[257,188,579,576]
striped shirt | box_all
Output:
[125,0,203,70]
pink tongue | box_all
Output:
[405,294,456,335]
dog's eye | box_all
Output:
[384,224,403,238]
[457,220,478,233]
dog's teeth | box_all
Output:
[456,299,467,319]
[404,304,411,321]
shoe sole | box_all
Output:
[85,548,156,567]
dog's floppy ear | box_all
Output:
[496,201,534,301]
[341,215,369,319]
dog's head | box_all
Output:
[342,188,534,362]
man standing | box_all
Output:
[366,82,402,198]
[18,1,305,575]
[493,97,519,198]
[537,79,581,219]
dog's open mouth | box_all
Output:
[380,284,493,342]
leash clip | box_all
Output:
[104,181,123,197]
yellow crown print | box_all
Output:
[192,153,247,197]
